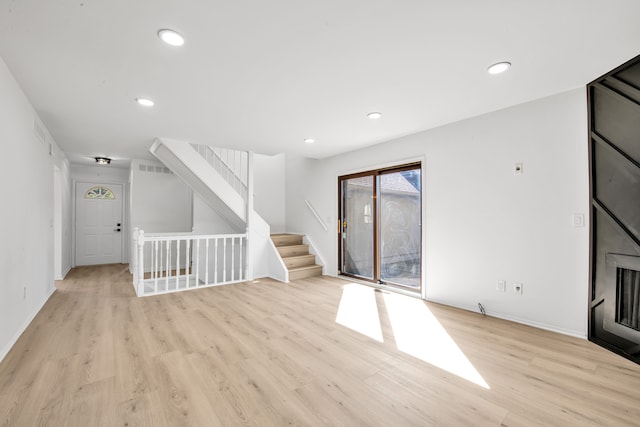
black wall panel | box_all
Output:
[589,54,640,363]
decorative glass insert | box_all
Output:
[617,267,640,331]
[85,186,115,200]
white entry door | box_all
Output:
[75,182,123,266]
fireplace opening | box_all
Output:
[617,268,640,331]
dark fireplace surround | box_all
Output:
[588,54,640,363]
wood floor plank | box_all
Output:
[2,264,640,426]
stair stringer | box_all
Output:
[150,138,287,283]
[150,138,245,229]
[252,211,288,282]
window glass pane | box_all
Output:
[342,176,374,279]
[379,168,421,289]
[85,186,115,200]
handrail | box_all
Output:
[191,144,248,200]
[142,232,245,241]
[305,199,328,232]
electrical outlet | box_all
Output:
[497,280,506,292]
[514,283,523,294]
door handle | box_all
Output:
[114,228,121,232]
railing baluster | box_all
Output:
[223,238,227,283]
[176,239,181,289]
[166,239,170,291]
[239,237,243,281]
[231,237,235,282]
[186,239,191,288]
[137,230,145,296]
[196,239,200,287]
[205,238,210,286]
[214,238,219,284]
[154,240,158,293]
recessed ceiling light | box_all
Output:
[158,29,185,46]
[304,138,315,144]
[136,97,154,107]
[487,62,511,75]
[95,157,111,165]
[367,112,382,120]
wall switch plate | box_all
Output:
[514,283,523,294]
[573,213,585,228]
[497,280,506,292]
[514,163,523,175]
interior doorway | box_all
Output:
[75,182,124,266]
[339,163,422,293]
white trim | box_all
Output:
[0,287,56,364]
[55,264,72,281]
[426,298,587,340]
[304,200,328,232]
[335,275,586,339]
[267,237,289,282]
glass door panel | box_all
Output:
[341,175,374,279]
[379,168,422,289]
[339,163,422,293]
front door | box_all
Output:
[75,182,123,266]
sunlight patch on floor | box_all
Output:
[335,281,489,389]
[382,292,490,389]
[336,284,384,342]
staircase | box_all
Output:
[148,138,288,282]
[271,234,323,280]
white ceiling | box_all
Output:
[1,1,639,165]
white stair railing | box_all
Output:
[191,144,248,200]
[132,229,247,297]
[305,199,328,231]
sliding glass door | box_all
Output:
[339,163,422,292]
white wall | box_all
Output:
[286,88,590,337]
[254,153,286,233]
[53,156,73,279]
[192,193,243,235]
[71,164,130,183]
[0,56,72,362]
[129,159,192,233]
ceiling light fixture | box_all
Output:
[95,157,111,165]
[487,61,511,75]
[158,29,185,46]
[304,138,315,144]
[367,112,382,120]
[136,97,154,107]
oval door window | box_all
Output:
[84,186,115,200]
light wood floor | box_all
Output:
[2,265,640,426]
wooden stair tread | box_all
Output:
[288,264,322,272]
[270,233,322,281]
[271,234,304,247]
[282,254,315,260]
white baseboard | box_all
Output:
[426,298,587,340]
[0,287,56,364]
[55,264,72,280]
